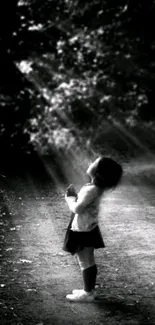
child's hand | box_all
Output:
[66,184,77,197]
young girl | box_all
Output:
[63,156,123,302]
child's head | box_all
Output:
[86,156,123,189]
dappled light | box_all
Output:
[0,1,155,324]
[7,0,154,166]
[0,0,155,166]
[0,0,155,199]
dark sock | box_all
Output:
[91,264,97,289]
[82,264,97,293]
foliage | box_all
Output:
[0,0,155,157]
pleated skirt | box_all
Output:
[63,214,105,255]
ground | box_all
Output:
[0,157,155,325]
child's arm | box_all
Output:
[65,185,96,214]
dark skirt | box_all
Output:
[63,213,105,255]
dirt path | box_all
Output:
[0,166,155,325]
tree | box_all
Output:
[1,0,155,160]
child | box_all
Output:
[63,156,123,302]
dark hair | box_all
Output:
[93,157,123,189]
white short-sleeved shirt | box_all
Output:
[65,183,101,232]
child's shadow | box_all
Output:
[94,294,152,324]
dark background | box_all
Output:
[0,0,155,175]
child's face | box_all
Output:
[86,157,101,178]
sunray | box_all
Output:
[112,118,155,156]
[16,58,155,193]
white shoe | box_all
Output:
[72,289,97,298]
[66,290,95,302]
